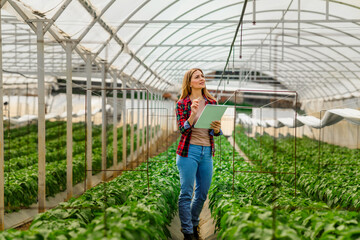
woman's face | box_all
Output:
[190,70,205,89]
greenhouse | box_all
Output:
[0,0,360,239]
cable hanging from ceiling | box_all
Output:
[216,0,249,99]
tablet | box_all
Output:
[194,105,228,129]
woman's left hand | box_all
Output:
[210,120,221,134]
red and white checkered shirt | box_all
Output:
[175,95,221,157]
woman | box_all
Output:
[175,68,222,240]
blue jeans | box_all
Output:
[176,144,213,234]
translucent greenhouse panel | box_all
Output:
[329,0,360,19]
[140,69,153,83]
[145,23,185,45]
[116,24,144,43]
[96,38,123,63]
[157,46,183,61]
[112,53,132,69]
[177,24,217,45]
[149,61,164,72]
[140,46,170,63]
[355,72,360,79]
[152,0,191,20]
[312,85,331,98]
[199,1,243,20]
[191,23,234,44]
[174,0,219,20]
[187,26,231,45]
[122,58,140,76]
[334,47,360,63]
[147,75,157,85]
[300,11,326,21]
[314,61,336,71]
[127,25,169,52]
[101,0,145,23]
[252,10,286,24]
[135,46,157,62]
[341,78,359,91]
[243,29,273,43]
[331,82,349,95]
[254,0,293,14]
[187,47,219,64]
[164,28,198,44]
[318,71,333,78]
[327,62,354,74]
[80,22,110,52]
[132,65,147,79]
[52,1,93,39]
[131,0,175,20]
[200,47,229,61]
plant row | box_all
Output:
[4,127,142,212]
[4,124,135,172]
[3,122,130,161]
[208,136,360,239]
[235,127,360,210]
[0,144,179,239]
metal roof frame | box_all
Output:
[0,0,359,101]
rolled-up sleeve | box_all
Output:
[176,101,192,135]
[209,129,223,136]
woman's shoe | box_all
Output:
[183,233,196,240]
[193,226,201,240]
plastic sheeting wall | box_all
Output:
[253,97,360,148]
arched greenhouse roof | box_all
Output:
[1,0,360,102]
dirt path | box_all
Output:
[168,197,217,240]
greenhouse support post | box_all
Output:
[136,83,141,165]
[130,82,134,166]
[158,94,161,140]
[146,90,150,194]
[294,92,298,197]
[318,110,325,174]
[101,61,107,181]
[112,73,118,177]
[122,78,127,169]
[232,91,236,195]
[153,94,157,147]
[0,7,4,231]
[85,52,92,190]
[156,94,159,144]
[65,40,73,199]
[33,20,47,213]
[150,92,153,150]
[142,91,145,154]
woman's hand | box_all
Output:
[190,98,199,116]
[210,120,221,134]
[187,98,199,125]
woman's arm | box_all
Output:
[176,101,192,135]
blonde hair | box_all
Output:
[179,68,216,101]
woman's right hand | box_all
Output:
[187,98,199,126]
[190,98,199,116]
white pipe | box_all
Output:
[136,84,140,160]
[36,20,46,213]
[86,52,92,190]
[65,40,73,200]
[101,61,107,181]
[112,73,118,177]
[122,78,127,169]
[0,8,4,231]
[130,82,134,165]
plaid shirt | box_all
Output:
[176,95,221,157]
